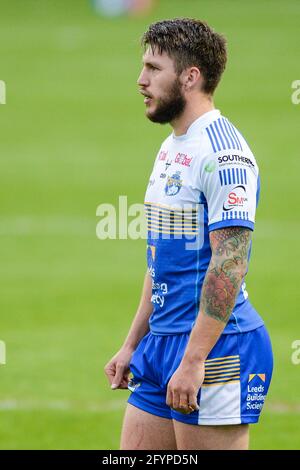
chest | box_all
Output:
[145,145,201,206]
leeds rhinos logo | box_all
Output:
[164,171,182,196]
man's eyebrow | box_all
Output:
[142,58,162,68]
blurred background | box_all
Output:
[0,0,299,449]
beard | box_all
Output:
[146,77,186,124]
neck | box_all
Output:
[171,94,214,136]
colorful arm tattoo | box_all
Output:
[201,227,252,323]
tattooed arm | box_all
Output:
[183,226,252,363]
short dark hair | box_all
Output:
[141,18,227,95]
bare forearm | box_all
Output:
[122,271,153,351]
[183,227,251,364]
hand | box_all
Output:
[166,360,205,414]
[104,346,134,390]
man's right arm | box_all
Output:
[104,271,153,390]
[122,270,153,350]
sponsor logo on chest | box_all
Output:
[175,152,193,167]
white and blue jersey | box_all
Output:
[145,109,264,335]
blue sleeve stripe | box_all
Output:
[222,118,237,149]
[256,174,261,207]
[205,118,244,153]
[228,121,243,151]
[235,167,239,183]
[205,126,217,153]
[240,168,244,184]
[213,120,226,150]
[222,211,249,221]
[226,122,241,150]
[219,168,248,186]
[227,168,231,184]
[231,167,236,184]
[209,124,221,151]
[209,219,254,232]
[219,170,223,186]
[217,118,231,148]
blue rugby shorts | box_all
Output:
[127,325,273,425]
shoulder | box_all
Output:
[203,115,255,157]
[204,115,244,153]
[198,114,258,175]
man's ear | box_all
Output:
[182,66,202,91]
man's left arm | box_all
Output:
[166,226,252,414]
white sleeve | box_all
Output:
[199,152,260,232]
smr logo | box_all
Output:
[0,340,6,365]
[0,80,6,104]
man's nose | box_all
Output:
[137,68,149,87]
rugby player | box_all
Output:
[104,18,273,450]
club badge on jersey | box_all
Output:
[164,171,183,196]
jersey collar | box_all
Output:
[172,109,221,141]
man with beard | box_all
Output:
[104,18,273,450]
